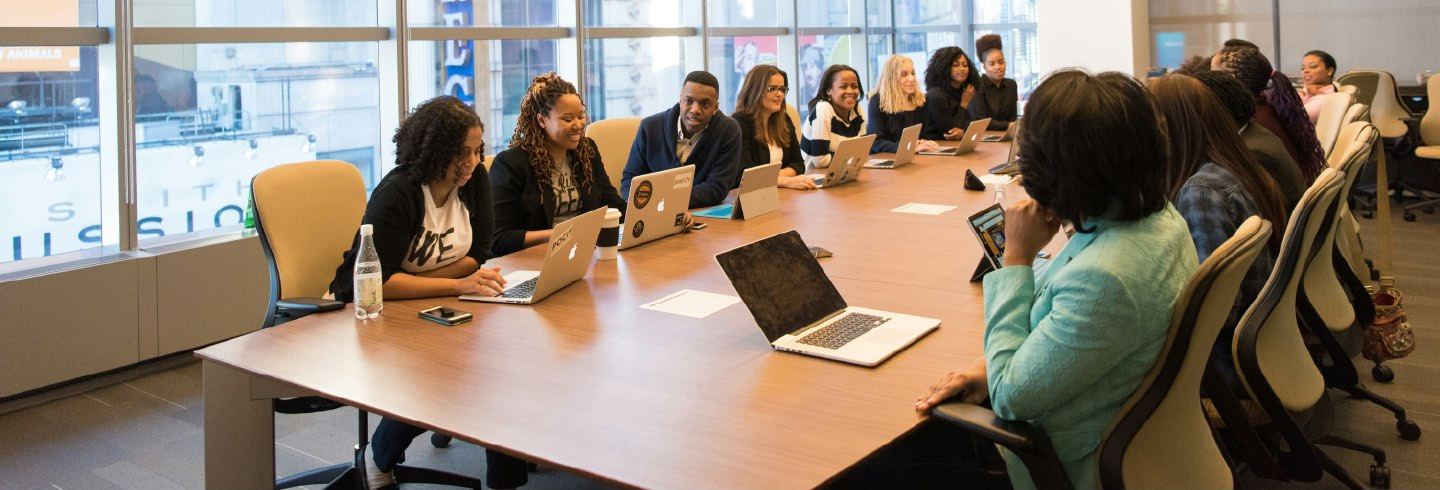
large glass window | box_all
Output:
[584,37,687,121]
[410,39,560,153]
[136,0,378,27]
[710,36,780,114]
[584,0,685,28]
[410,0,559,27]
[132,42,380,243]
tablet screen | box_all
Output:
[967,204,1007,268]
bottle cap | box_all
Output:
[360,224,373,235]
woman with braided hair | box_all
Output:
[1212,46,1327,181]
[490,73,626,256]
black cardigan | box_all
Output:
[969,77,1018,132]
[923,84,973,140]
[489,139,627,256]
[732,111,804,180]
[328,165,496,302]
[866,97,927,154]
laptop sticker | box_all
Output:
[634,180,653,209]
[632,220,645,238]
[674,174,692,189]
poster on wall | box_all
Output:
[441,0,475,106]
[0,0,81,72]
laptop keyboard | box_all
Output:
[497,277,538,298]
[796,312,892,350]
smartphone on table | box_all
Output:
[418,306,472,326]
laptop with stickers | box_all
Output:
[620,165,696,250]
[806,134,877,188]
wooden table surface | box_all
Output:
[197,137,1039,489]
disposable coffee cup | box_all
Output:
[597,208,622,260]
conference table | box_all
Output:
[197,135,1044,489]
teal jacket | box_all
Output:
[982,203,1198,490]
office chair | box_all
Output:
[1329,123,1379,297]
[1401,74,1440,221]
[1337,70,1411,140]
[252,161,485,489]
[1230,169,1392,489]
[786,104,802,137]
[585,117,642,190]
[1315,92,1354,159]
[932,217,1273,489]
[1297,126,1420,440]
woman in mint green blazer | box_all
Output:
[834,71,1199,490]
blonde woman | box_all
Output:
[866,55,940,154]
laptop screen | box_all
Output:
[967,204,1007,268]
[715,230,848,342]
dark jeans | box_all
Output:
[371,417,530,489]
[825,419,1012,490]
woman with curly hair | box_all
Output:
[866,54,940,154]
[732,64,818,189]
[490,73,626,256]
[1212,46,1327,181]
[326,96,523,489]
[968,34,1018,132]
[922,46,979,141]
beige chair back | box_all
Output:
[1329,122,1380,281]
[483,154,495,171]
[1304,124,1377,333]
[585,117,642,190]
[1341,102,1368,128]
[252,160,367,300]
[1099,217,1270,490]
[1234,169,1344,413]
[786,104,801,134]
[1339,84,1358,95]
[1340,70,1410,138]
[1422,75,1440,147]
[1314,92,1353,158]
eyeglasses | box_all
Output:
[765,85,789,94]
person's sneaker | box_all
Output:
[365,463,396,490]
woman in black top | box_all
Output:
[732,64,817,190]
[490,73,625,256]
[867,54,940,154]
[922,46,979,141]
[969,34,1019,132]
[326,96,526,490]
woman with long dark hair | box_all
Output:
[922,46,980,141]
[1212,46,1326,181]
[733,64,817,190]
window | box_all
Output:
[584,0,686,28]
[133,42,381,243]
[1,0,102,263]
[136,1,378,27]
[710,36,780,114]
[584,37,689,121]
[410,0,559,28]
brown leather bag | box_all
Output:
[1364,282,1415,362]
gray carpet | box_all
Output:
[1,205,1436,489]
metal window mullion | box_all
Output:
[409,27,572,41]
[0,27,109,46]
[795,27,860,36]
[99,0,136,252]
[574,0,584,104]
[699,0,709,72]
[377,0,405,176]
[709,27,790,37]
[133,27,390,44]
[584,27,698,39]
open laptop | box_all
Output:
[715,230,941,366]
[981,120,1019,142]
[865,123,921,169]
[460,207,606,304]
[988,119,1023,176]
[692,162,782,220]
[917,118,991,155]
[620,165,695,250]
[806,134,877,188]
[965,203,1051,282]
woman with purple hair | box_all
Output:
[1212,46,1326,181]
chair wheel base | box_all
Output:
[1372,365,1395,383]
[1398,419,1421,441]
[1404,213,1417,222]
[431,433,452,448]
[1371,464,1391,489]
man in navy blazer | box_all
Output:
[620,71,743,209]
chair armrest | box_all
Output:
[276,297,345,313]
[931,401,1045,450]
[931,402,1074,490]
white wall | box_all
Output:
[1277,0,1440,85]
[1036,0,1150,77]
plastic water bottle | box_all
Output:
[353,224,383,320]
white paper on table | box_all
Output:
[979,174,1016,186]
[640,289,742,319]
[890,203,959,215]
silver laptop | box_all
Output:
[806,134,877,188]
[982,120,1019,142]
[460,207,606,304]
[988,119,1023,176]
[715,230,941,366]
[917,117,991,155]
[865,124,922,169]
[620,165,695,250]
[694,162,782,220]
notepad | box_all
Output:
[891,203,958,215]
[640,289,742,319]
